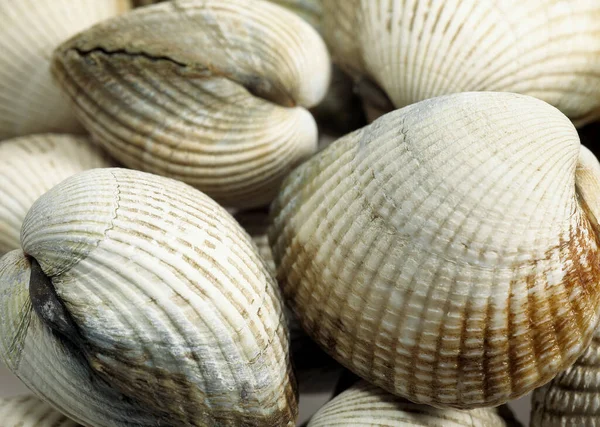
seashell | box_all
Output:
[0,395,79,427]
[0,168,297,426]
[322,0,600,126]
[530,328,600,426]
[0,134,113,256]
[0,0,131,139]
[307,380,522,426]
[531,142,600,425]
[269,91,600,408]
[52,0,330,209]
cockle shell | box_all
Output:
[0,168,297,426]
[52,0,330,209]
[0,396,79,427]
[0,134,113,256]
[308,381,522,426]
[269,91,600,408]
[0,0,131,139]
[530,327,600,426]
[531,148,600,426]
[322,0,600,126]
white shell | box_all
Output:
[0,396,79,427]
[322,0,600,126]
[0,0,131,139]
[52,0,330,208]
[0,168,297,426]
[0,134,113,256]
[269,92,600,408]
[308,381,521,426]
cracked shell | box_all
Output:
[52,0,330,209]
[322,0,600,126]
[269,92,600,408]
[0,396,79,427]
[0,134,113,256]
[0,168,297,426]
[0,0,131,139]
[308,380,522,426]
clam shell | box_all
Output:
[0,396,79,427]
[308,381,521,426]
[322,0,600,126]
[0,168,297,426]
[269,91,600,408]
[0,0,131,139]
[0,134,113,256]
[52,0,330,209]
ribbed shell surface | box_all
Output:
[0,134,112,256]
[531,328,600,426]
[0,396,79,427]
[269,92,600,408]
[52,0,330,209]
[308,381,519,426]
[0,168,297,426]
[0,0,131,139]
[322,0,600,126]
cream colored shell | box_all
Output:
[0,134,113,256]
[322,0,600,126]
[0,396,79,427]
[269,92,600,408]
[0,168,297,426]
[308,381,520,426]
[52,0,330,209]
[0,0,131,139]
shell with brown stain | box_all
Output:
[269,91,600,408]
[0,134,113,256]
[0,0,131,139]
[52,0,330,209]
[0,168,297,426]
[322,0,600,126]
[0,396,79,427]
[308,380,522,426]
[531,147,600,425]
[531,327,600,426]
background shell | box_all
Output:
[0,395,79,427]
[52,0,330,209]
[530,323,600,425]
[322,0,600,126]
[269,92,600,408]
[308,380,522,426]
[0,0,131,139]
[0,168,297,426]
[0,134,113,256]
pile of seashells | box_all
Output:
[1,0,600,426]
